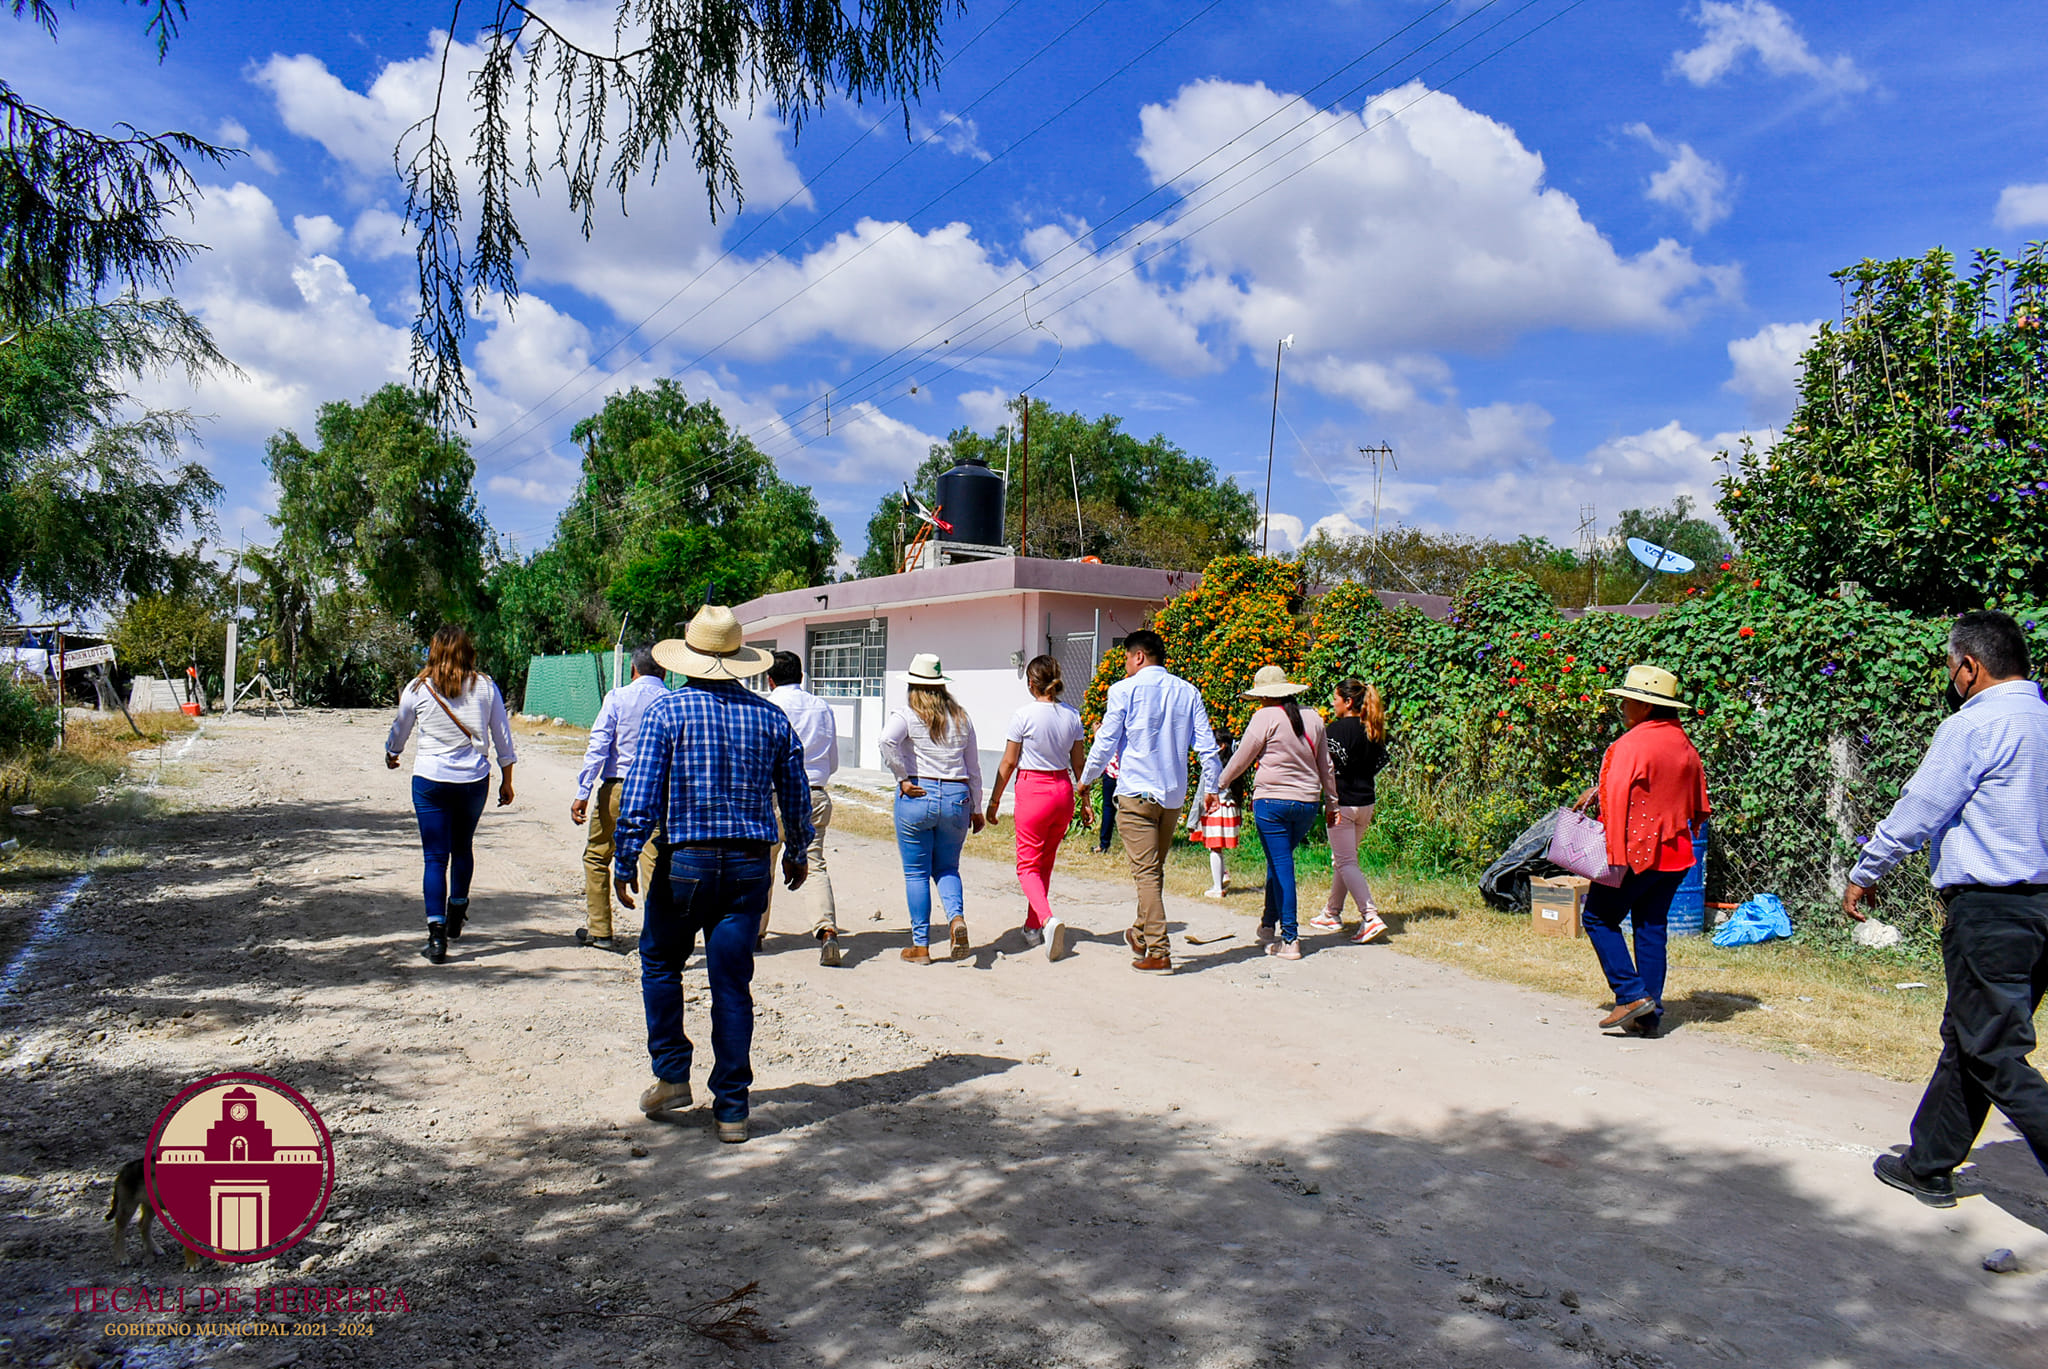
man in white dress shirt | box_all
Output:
[570,647,668,951]
[1078,629,1220,974]
[765,650,843,965]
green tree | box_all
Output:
[1720,246,2048,612]
[856,398,1259,576]
[493,380,837,656]
[265,384,495,639]
[106,589,225,679]
[2,3,232,328]
[0,299,224,614]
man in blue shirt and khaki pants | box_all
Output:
[1846,610,2048,1207]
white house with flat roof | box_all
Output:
[734,557,1194,778]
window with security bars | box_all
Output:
[808,621,885,698]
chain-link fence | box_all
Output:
[1702,727,1941,953]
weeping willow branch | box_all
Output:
[402,0,962,424]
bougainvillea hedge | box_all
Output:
[1086,552,2048,954]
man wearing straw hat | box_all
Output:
[1079,628,1221,974]
[614,605,813,1144]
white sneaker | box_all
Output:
[1307,912,1344,933]
[1352,914,1389,944]
[1202,886,1226,900]
[1046,918,1069,962]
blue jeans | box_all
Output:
[640,844,771,1122]
[412,776,489,924]
[894,781,970,944]
[1582,868,1686,1014]
[1254,798,1320,943]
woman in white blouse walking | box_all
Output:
[383,626,518,964]
[880,654,985,964]
[985,655,1091,961]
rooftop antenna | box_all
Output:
[1575,502,1599,606]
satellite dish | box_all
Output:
[1626,537,1696,575]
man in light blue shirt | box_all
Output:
[1846,611,2048,1208]
[1079,629,1220,973]
[570,647,669,951]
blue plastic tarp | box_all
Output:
[1712,893,1793,947]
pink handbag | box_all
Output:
[1547,807,1625,887]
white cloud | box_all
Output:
[1126,79,1736,359]
[957,387,1015,433]
[825,404,945,483]
[253,25,811,317]
[1994,182,2048,231]
[1260,512,1306,553]
[135,181,412,447]
[1304,512,1367,544]
[1625,124,1733,232]
[1672,1,1867,93]
[912,110,990,162]
[348,207,410,260]
[1725,319,1818,423]
[214,118,281,175]
[292,214,343,254]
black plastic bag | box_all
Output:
[1479,811,1567,913]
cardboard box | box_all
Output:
[1529,875,1591,938]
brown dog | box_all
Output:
[107,1158,201,1270]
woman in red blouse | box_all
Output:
[1574,664,1710,1037]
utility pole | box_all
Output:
[1261,335,1293,555]
[1019,395,1031,557]
[1358,444,1395,585]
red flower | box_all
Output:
[1752,578,1763,588]
[1541,632,1553,640]
[1564,655,1577,665]
[1596,666,1607,674]
[1496,709,1508,718]
[1579,694,1591,702]
[1738,626,1754,638]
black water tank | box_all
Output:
[933,454,1006,547]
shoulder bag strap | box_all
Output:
[421,682,478,744]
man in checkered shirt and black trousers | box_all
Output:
[1845,610,2048,1208]
[615,606,814,1145]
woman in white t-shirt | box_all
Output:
[383,625,518,965]
[984,655,1090,961]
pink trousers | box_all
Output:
[1013,769,1075,929]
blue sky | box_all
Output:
[11,0,2048,569]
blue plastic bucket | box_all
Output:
[1667,822,1710,937]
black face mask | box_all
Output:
[1944,663,1971,714]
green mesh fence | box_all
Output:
[519,652,610,727]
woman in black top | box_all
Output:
[1310,678,1390,942]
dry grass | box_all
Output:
[826,787,1970,1084]
[0,712,197,944]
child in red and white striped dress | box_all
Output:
[1193,726,1243,898]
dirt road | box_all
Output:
[3,709,2045,1369]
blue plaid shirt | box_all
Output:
[614,680,815,881]
[1850,680,2048,889]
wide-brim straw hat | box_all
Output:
[653,605,773,681]
[1604,663,1684,707]
[905,652,953,684]
[1242,664,1310,699]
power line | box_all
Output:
[494,0,1499,535]
[475,0,1120,475]
[750,0,1578,473]
[500,0,1591,560]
